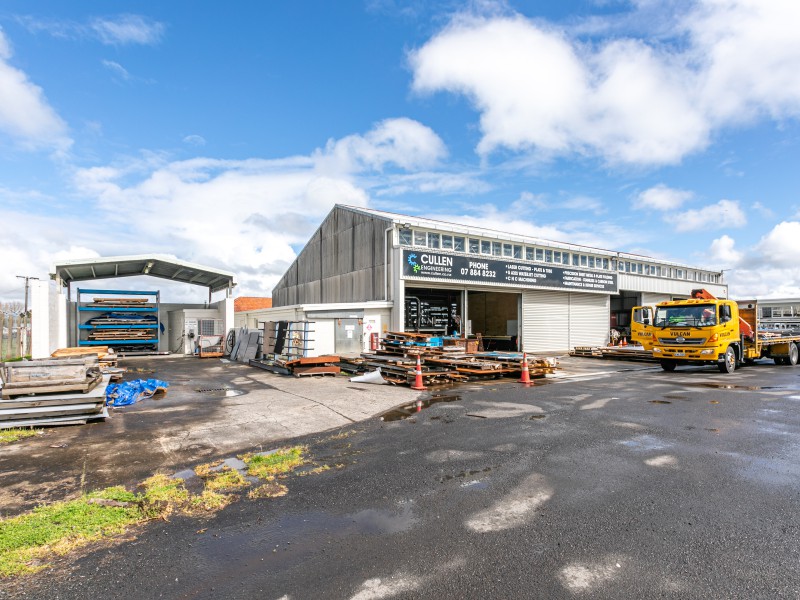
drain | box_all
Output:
[196,387,233,392]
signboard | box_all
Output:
[402,249,618,294]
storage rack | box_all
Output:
[77,289,160,352]
[264,320,314,359]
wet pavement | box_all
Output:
[4,358,800,598]
[0,355,419,516]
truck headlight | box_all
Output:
[701,349,713,355]
[653,347,662,353]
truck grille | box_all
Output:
[657,337,706,345]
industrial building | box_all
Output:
[236,205,727,355]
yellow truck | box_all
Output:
[632,289,800,373]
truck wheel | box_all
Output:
[660,360,677,372]
[719,346,736,373]
[788,343,799,366]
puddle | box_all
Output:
[691,383,800,392]
[620,435,671,451]
[649,400,672,404]
[440,467,492,483]
[196,386,244,397]
[194,504,418,581]
[460,480,489,490]
[379,393,462,421]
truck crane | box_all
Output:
[632,289,800,373]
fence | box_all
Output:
[0,312,31,361]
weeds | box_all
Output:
[241,446,306,479]
[0,428,39,445]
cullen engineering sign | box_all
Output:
[402,249,618,294]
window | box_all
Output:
[618,261,624,271]
[637,263,643,275]
[514,245,522,259]
[413,231,427,246]
[454,236,465,252]
[588,256,595,268]
[536,248,544,261]
[602,258,609,270]
[428,232,440,248]
[563,253,570,265]
[545,250,553,262]
[526,247,534,261]
[554,251,561,263]
[581,255,588,267]
[469,238,480,253]
[625,261,631,272]
[399,228,412,246]
[503,243,513,257]
[661,266,669,277]
[492,242,502,256]
[442,235,453,250]
[481,240,491,254]
[574,254,581,267]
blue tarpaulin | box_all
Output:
[106,379,169,407]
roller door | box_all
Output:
[568,293,609,348]
[522,290,569,353]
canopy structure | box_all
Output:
[50,254,237,296]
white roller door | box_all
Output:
[522,290,609,352]
[522,290,569,353]
[569,292,609,348]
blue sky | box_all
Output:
[1,0,799,303]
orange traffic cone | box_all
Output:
[519,352,533,386]
[621,337,628,347]
[410,355,427,391]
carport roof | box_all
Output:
[51,255,237,293]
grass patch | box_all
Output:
[241,446,306,480]
[0,428,39,445]
[1,446,316,578]
[248,482,288,499]
[193,460,223,478]
[202,467,249,492]
[0,493,141,577]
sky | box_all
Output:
[1,0,799,304]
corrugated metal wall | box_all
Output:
[522,290,608,352]
[273,207,391,306]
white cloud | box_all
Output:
[634,184,693,211]
[704,221,800,298]
[90,15,165,46]
[101,59,131,80]
[410,1,800,166]
[708,234,742,266]
[0,29,71,152]
[316,117,446,173]
[665,199,746,232]
[753,221,800,268]
[54,119,450,299]
[183,134,206,147]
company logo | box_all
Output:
[675,336,685,343]
[407,253,421,273]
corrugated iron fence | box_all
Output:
[0,312,31,361]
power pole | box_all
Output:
[15,275,39,358]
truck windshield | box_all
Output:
[654,304,717,327]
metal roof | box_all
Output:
[50,254,237,293]
[339,204,723,274]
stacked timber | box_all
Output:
[0,356,109,428]
[250,354,341,377]
[570,346,656,362]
